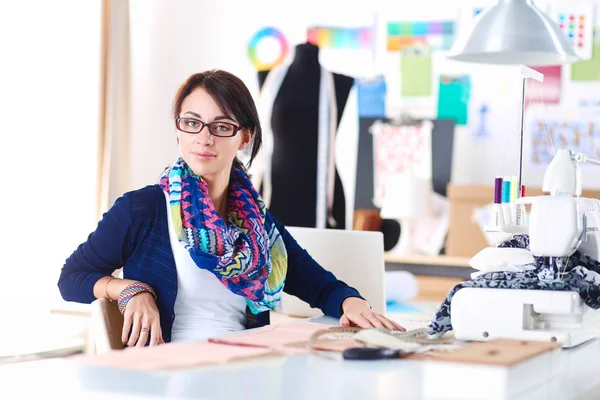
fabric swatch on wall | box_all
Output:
[401,47,432,97]
[437,75,471,125]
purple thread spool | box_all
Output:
[494,177,503,204]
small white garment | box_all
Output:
[164,192,246,343]
[469,247,537,279]
[254,48,338,228]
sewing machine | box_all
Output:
[451,149,600,348]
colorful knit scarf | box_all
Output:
[159,157,287,314]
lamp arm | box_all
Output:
[575,152,600,167]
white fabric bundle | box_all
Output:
[469,247,536,279]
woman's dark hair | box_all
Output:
[172,70,262,173]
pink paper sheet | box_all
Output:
[72,341,276,371]
[209,322,333,355]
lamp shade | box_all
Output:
[380,175,431,219]
[542,148,581,196]
[448,0,579,66]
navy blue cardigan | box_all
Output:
[58,185,362,342]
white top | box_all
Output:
[164,193,246,343]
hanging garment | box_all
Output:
[368,120,432,208]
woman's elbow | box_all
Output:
[57,272,76,302]
[57,268,95,304]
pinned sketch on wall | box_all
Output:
[474,103,490,139]
[386,21,454,51]
[580,100,600,116]
[307,26,373,50]
[550,2,595,60]
[369,121,432,207]
[247,27,289,71]
[357,76,386,117]
[571,39,600,82]
[400,47,432,97]
[437,75,471,125]
[526,66,561,106]
[530,117,600,166]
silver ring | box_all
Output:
[141,327,150,333]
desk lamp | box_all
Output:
[448,0,579,205]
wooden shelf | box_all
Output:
[384,254,471,268]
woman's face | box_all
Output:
[177,87,250,180]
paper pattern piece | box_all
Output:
[526,66,561,106]
[401,47,432,97]
[307,26,373,50]
[431,339,559,366]
[437,75,470,125]
[551,2,595,60]
[71,341,276,371]
[357,76,386,117]
[571,39,600,82]
[369,121,432,207]
[530,116,600,166]
[387,21,454,51]
[209,322,332,355]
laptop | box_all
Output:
[279,227,386,317]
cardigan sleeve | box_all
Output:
[57,194,133,304]
[272,213,364,318]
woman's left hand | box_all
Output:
[340,297,406,331]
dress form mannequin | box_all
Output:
[257,42,354,229]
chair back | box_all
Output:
[280,227,386,317]
[90,298,124,353]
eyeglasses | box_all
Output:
[175,117,241,137]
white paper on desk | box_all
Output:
[71,341,276,371]
[413,192,450,256]
[209,322,331,355]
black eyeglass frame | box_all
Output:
[175,117,241,137]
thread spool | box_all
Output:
[494,177,503,204]
[502,176,511,203]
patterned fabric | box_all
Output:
[428,235,600,337]
[159,157,288,314]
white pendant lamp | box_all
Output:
[448,0,579,65]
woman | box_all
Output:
[58,70,403,347]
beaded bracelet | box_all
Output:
[117,282,157,315]
[104,276,116,302]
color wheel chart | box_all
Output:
[552,3,595,60]
[247,27,289,71]
[387,21,454,51]
[306,26,373,50]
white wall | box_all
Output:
[0,1,102,310]
[127,0,380,190]
[126,0,600,197]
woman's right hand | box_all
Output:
[121,292,164,347]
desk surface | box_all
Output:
[384,254,471,268]
[2,317,600,400]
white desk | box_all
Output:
[2,316,600,400]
